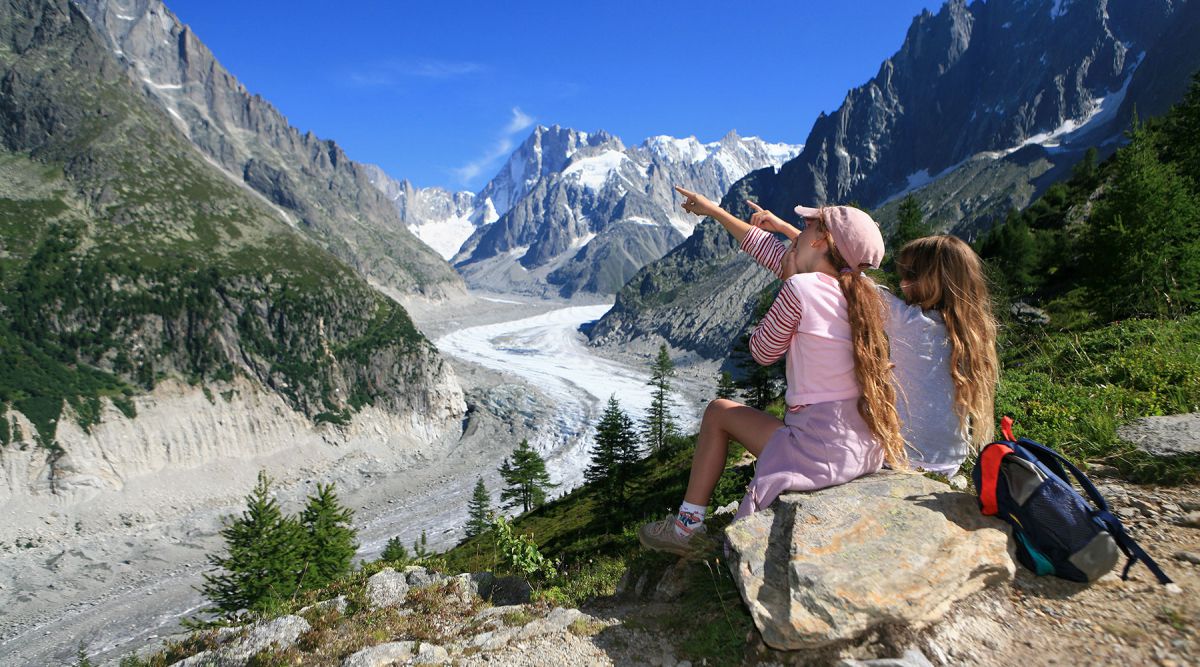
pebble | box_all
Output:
[1180,501,1200,512]
[1130,498,1158,513]
[1172,551,1200,565]
[1175,512,1200,528]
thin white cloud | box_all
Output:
[453,107,536,185]
[345,59,485,87]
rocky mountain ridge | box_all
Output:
[0,0,465,500]
[71,0,465,300]
[444,126,799,298]
[590,0,1200,359]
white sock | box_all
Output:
[674,501,707,537]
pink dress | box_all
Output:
[734,228,884,519]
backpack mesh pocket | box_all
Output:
[1020,479,1098,557]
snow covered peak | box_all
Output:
[639,133,801,171]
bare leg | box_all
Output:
[683,399,784,506]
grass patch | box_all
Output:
[998,314,1200,482]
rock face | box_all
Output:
[450,127,800,298]
[0,0,465,510]
[724,470,1015,650]
[176,615,310,667]
[73,0,464,299]
[1117,413,1200,458]
[589,0,1199,360]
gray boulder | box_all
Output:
[176,615,310,666]
[725,470,1014,650]
[366,567,410,609]
[1117,413,1200,458]
[342,641,417,667]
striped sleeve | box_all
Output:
[750,279,803,365]
[740,226,787,279]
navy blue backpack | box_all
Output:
[971,417,1172,585]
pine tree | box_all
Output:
[201,471,306,615]
[641,344,678,451]
[412,530,431,559]
[979,209,1039,293]
[297,483,357,591]
[499,439,557,513]
[715,371,737,400]
[1083,120,1200,319]
[585,396,641,526]
[381,536,409,563]
[466,477,492,538]
[890,195,932,251]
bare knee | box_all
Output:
[703,398,744,425]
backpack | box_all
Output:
[971,416,1172,585]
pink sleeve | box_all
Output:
[740,226,786,280]
[750,279,803,365]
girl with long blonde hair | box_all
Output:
[887,235,1000,473]
[638,187,904,556]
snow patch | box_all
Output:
[408,214,477,260]
[479,198,500,225]
[624,216,658,227]
[562,150,631,190]
[570,232,597,250]
[141,77,183,91]
[116,13,136,20]
[668,215,697,238]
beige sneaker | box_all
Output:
[638,514,707,557]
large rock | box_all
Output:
[176,615,310,666]
[725,470,1014,650]
[366,567,410,609]
[1117,413,1200,458]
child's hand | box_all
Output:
[747,201,791,235]
[675,185,719,218]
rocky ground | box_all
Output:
[119,473,1198,667]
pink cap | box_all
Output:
[794,204,885,270]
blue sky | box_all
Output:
[167,1,945,192]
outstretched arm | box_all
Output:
[675,185,753,243]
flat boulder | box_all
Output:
[725,470,1014,650]
[1117,413,1200,458]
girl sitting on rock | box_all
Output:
[884,235,1000,475]
[638,187,906,556]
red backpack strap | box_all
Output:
[1000,415,1016,442]
[979,443,1014,515]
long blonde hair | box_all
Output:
[815,216,907,469]
[895,235,1000,448]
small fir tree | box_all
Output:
[201,471,306,615]
[585,396,641,529]
[381,536,409,563]
[890,195,932,252]
[412,530,431,559]
[297,483,357,591]
[465,477,492,538]
[641,344,678,451]
[499,439,557,513]
[715,371,737,400]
